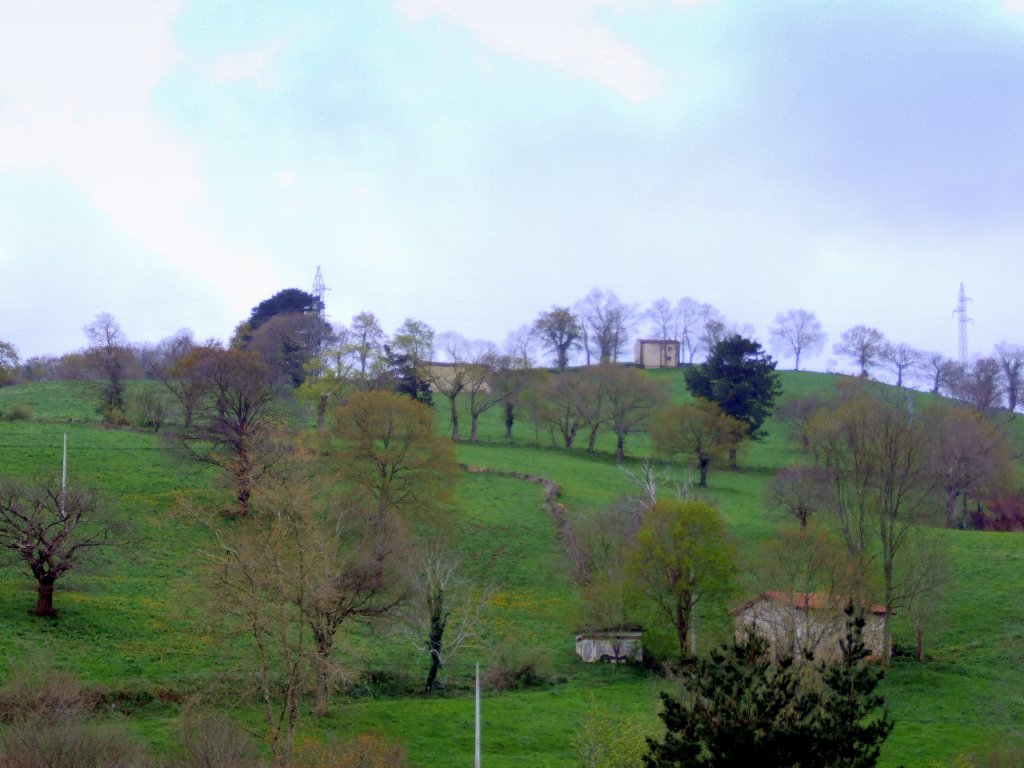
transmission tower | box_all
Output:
[312,265,327,323]
[952,282,972,369]
[311,266,329,354]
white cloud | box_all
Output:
[209,39,287,87]
[0,0,277,323]
[1006,0,1024,13]
[394,0,665,102]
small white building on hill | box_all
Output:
[634,339,679,368]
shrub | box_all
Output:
[296,731,411,768]
[972,495,1024,532]
[128,389,169,432]
[3,403,32,422]
[574,699,650,768]
[484,644,554,691]
[0,659,150,768]
[0,719,152,768]
[172,711,265,768]
[953,746,1024,767]
[0,661,97,723]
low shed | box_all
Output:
[575,629,643,663]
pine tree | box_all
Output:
[645,606,892,768]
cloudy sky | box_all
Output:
[1,0,1022,373]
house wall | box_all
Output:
[634,341,679,369]
[735,601,888,662]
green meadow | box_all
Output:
[0,371,1022,766]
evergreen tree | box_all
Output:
[683,335,781,466]
[645,606,892,768]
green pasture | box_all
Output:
[0,373,1022,765]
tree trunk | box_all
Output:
[882,562,894,665]
[35,576,57,617]
[317,393,329,431]
[728,446,738,469]
[698,459,708,487]
[945,491,957,529]
[313,633,333,717]
[587,426,599,453]
[234,445,252,518]
[425,606,447,693]
[915,624,924,662]
[449,397,460,441]
[615,432,625,465]
[505,402,514,440]
[470,413,479,443]
[674,598,690,661]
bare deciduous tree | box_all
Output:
[183,348,279,517]
[83,312,132,424]
[429,332,470,441]
[652,399,745,487]
[993,342,1024,412]
[766,465,832,530]
[833,325,886,376]
[596,363,667,464]
[575,288,637,364]
[951,358,1003,412]
[503,324,538,369]
[923,352,959,395]
[402,546,489,694]
[892,531,951,662]
[769,309,827,371]
[775,392,831,453]
[644,298,678,342]
[461,341,508,443]
[923,403,1014,528]
[881,342,922,388]
[810,384,935,662]
[0,480,108,617]
[491,352,537,440]
[155,330,219,429]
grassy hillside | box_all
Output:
[0,373,1022,766]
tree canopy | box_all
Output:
[683,334,781,441]
[248,288,321,331]
[625,499,736,660]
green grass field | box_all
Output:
[0,373,1022,766]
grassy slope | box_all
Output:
[0,375,1022,766]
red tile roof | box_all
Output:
[735,591,889,616]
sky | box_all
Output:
[1,0,1023,375]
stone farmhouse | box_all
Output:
[732,591,889,662]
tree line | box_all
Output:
[0,286,1020,766]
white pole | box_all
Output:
[61,433,67,514]
[474,663,481,768]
